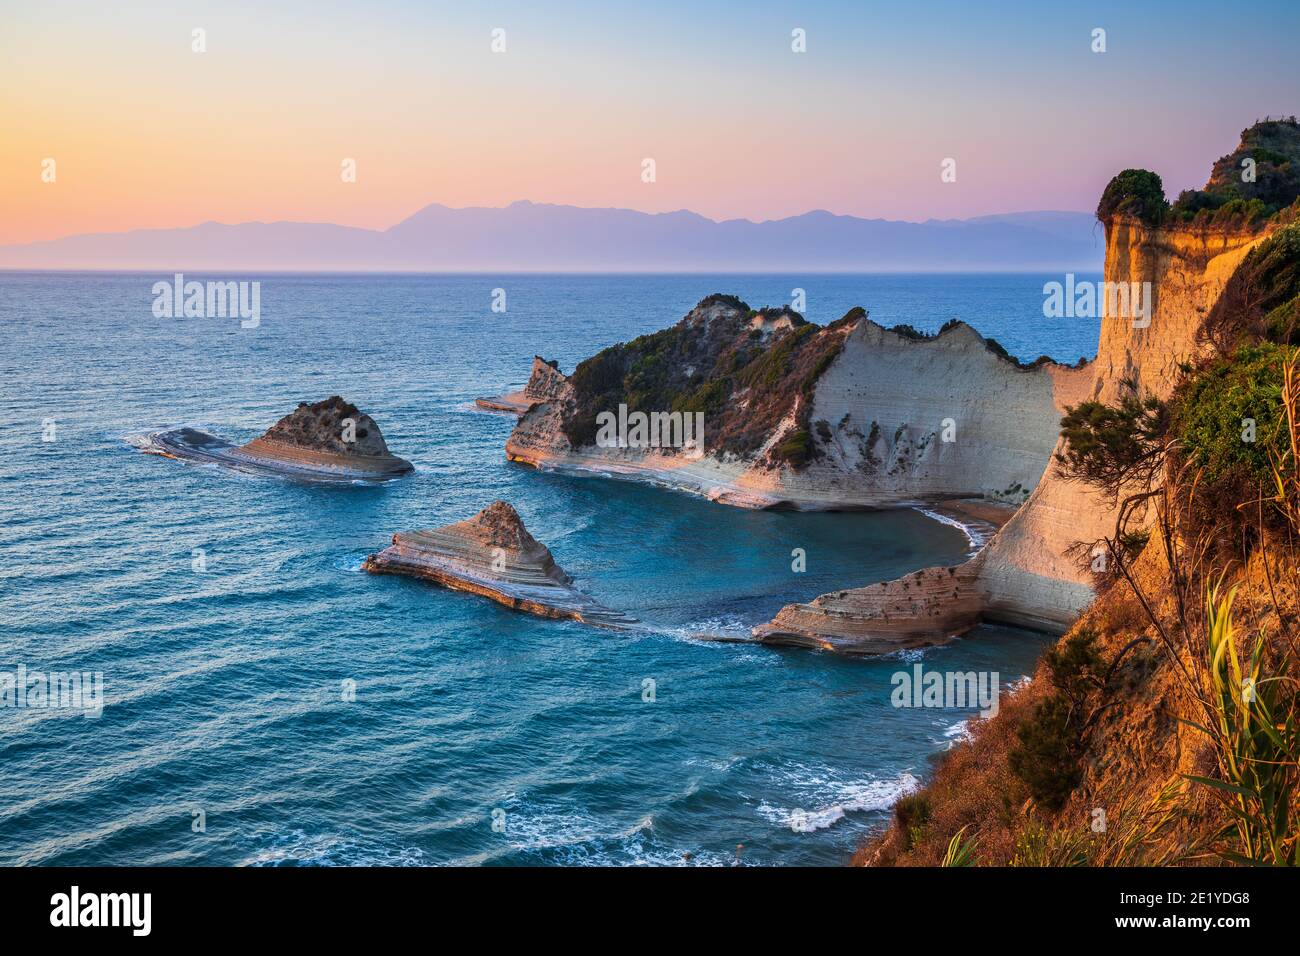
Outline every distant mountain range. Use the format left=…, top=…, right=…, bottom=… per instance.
left=0, top=202, right=1103, bottom=272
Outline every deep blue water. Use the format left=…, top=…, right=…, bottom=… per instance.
left=0, top=272, right=1099, bottom=865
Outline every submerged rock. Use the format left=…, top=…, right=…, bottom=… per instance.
left=363, top=500, right=635, bottom=628
left=138, top=396, right=413, bottom=482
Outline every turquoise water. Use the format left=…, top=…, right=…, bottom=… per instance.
left=0, top=273, right=1099, bottom=865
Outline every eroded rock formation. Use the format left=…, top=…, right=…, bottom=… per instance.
left=753, top=563, right=986, bottom=654
left=475, top=356, right=569, bottom=415
left=756, top=211, right=1282, bottom=651
left=137, top=396, right=413, bottom=482
left=363, top=500, right=634, bottom=627
left=505, top=296, right=1079, bottom=510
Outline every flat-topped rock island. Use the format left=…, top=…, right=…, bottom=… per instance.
left=364, top=500, right=635, bottom=628
left=137, top=396, right=414, bottom=483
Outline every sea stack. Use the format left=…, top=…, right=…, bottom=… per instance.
left=475, top=356, right=569, bottom=415
left=139, top=396, right=414, bottom=482
left=363, top=500, right=634, bottom=628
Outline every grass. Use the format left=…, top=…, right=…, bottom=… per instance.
left=940, top=826, right=978, bottom=867
left=1184, top=583, right=1300, bottom=864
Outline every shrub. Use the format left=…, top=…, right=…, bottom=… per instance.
left=1044, top=629, right=1104, bottom=701
left=1056, top=391, right=1170, bottom=497
left=894, top=793, right=931, bottom=850
left=1009, top=696, right=1080, bottom=812
left=1175, top=342, right=1292, bottom=491
left=1008, top=630, right=1102, bottom=812
left=775, top=429, right=814, bottom=468
left=1097, top=169, right=1169, bottom=225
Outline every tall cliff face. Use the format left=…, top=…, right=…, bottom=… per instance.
left=522, top=356, right=568, bottom=404
left=860, top=123, right=1300, bottom=862
left=506, top=297, right=1075, bottom=511
left=977, top=218, right=1274, bottom=631
left=1093, top=218, right=1271, bottom=401
left=759, top=216, right=1283, bottom=647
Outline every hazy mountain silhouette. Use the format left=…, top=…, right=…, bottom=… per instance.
left=0, top=201, right=1102, bottom=272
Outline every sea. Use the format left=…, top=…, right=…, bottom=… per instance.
left=0, top=272, right=1101, bottom=865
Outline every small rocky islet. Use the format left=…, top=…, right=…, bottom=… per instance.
left=139, top=396, right=414, bottom=483
left=363, top=500, right=635, bottom=628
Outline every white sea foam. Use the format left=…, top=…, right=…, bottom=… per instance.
left=243, top=829, right=427, bottom=867
left=943, top=718, right=974, bottom=747
left=756, top=764, right=920, bottom=833
left=882, top=646, right=928, bottom=663
left=914, top=507, right=988, bottom=554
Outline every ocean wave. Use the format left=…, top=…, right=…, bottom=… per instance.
left=474, top=803, right=738, bottom=866
left=913, top=507, right=988, bottom=554
left=242, top=830, right=428, bottom=867
left=943, top=718, right=974, bottom=747
left=756, top=763, right=919, bottom=833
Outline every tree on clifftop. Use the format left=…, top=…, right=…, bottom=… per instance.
left=1096, top=169, right=1169, bottom=225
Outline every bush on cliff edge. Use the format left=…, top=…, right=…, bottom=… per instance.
left=1174, top=342, right=1294, bottom=512
left=1097, top=169, right=1169, bottom=225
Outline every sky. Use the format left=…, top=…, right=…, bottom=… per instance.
left=3, top=0, right=1299, bottom=245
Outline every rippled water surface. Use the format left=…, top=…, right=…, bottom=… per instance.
left=0, top=272, right=1099, bottom=865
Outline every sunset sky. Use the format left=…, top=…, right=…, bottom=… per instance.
left=3, top=0, right=1299, bottom=245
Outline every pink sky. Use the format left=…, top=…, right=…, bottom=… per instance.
left=3, top=0, right=1298, bottom=245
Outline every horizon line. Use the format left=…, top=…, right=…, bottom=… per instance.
left=0, top=266, right=1106, bottom=276
left=1, top=200, right=1098, bottom=250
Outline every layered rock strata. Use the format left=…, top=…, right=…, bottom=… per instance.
left=475, top=356, right=569, bottom=415
left=505, top=296, right=1079, bottom=510
left=756, top=217, right=1280, bottom=651
left=754, top=563, right=987, bottom=654
left=139, top=396, right=413, bottom=482
left=363, top=500, right=634, bottom=628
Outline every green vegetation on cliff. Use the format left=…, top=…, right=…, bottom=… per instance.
left=561, top=294, right=856, bottom=469
left=866, top=133, right=1300, bottom=866
left=1176, top=342, right=1293, bottom=492
left=1099, top=120, right=1300, bottom=231
left=1007, top=630, right=1104, bottom=812
left=1204, top=222, right=1300, bottom=350
left=1097, top=169, right=1169, bottom=225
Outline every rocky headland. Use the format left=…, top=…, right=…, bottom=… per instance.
left=859, top=118, right=1300, bottom=865
left=496, top=121, right=1300, bottom=659
left=363, top=500, right=634, bottom=627
left=498, top=296, right=1087, bottom=652
left=756, top=210, right=1280, bottom=651
left=139, top=396, right=414, bottom=482
left=505, top=296, right=1085, bottom=511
